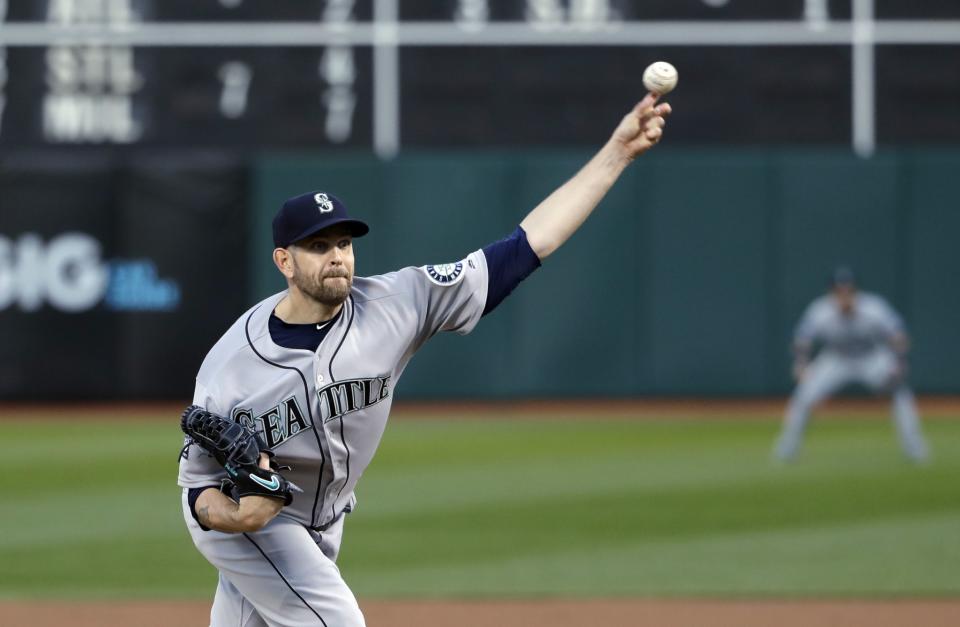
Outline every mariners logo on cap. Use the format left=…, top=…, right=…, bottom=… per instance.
left=314, top=193, right=334, bottom=214
left=424, top=262, right=465, bottom=286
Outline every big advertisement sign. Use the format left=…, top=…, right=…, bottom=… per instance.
left=0, top=154, right=247, bottom=399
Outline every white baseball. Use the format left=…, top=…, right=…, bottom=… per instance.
left=643, top=61, right=678, bottom=95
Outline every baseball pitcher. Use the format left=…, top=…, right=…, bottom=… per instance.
left=774, top=267, right=929, bottom=463
left=178, top=93, right=672, bottom=626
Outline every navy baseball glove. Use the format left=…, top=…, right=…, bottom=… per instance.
left=180, top=405, right=301, bottom=505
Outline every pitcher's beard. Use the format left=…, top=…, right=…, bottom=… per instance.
left=294, top=273, right=351, bottom=307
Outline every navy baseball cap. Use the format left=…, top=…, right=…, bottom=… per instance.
left=272, top=191, right=370, bottom=248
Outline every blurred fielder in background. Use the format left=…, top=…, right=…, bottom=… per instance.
left=774, top=267, right=929, bottom=463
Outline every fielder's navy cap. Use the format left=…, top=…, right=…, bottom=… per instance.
left=272, top=191, right=370, bottom=248
left=832, top=265, right=856, bottom=287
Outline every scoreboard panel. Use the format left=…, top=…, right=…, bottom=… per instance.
left=0, top=0, right=957, bottom=150
left=0, top=45, right=374, bottom=147
left=399, top=44, right=852, bottom=147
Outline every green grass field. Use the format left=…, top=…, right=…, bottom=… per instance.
left=1, top=409, right=959, bottom=600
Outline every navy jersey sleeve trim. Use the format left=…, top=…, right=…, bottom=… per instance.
left=481, top=225, right=542, bottom=316
left=187, top=485, right=221, bottom=531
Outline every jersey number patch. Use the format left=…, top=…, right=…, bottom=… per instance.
left=424, top=262, right=465, bottom=286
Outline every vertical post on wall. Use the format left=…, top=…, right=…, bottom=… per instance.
left=852, top=0, right=876, bottom=158
left=373, top=0, right=400, bottom=159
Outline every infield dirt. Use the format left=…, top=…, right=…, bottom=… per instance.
left=4, top=599, right=960, bottom=627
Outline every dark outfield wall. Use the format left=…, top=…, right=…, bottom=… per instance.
left=253, top=149, right=960, bottom=398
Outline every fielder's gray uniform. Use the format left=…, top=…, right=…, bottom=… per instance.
left=178, top=252, right=488, bottom=626
left=774, top=291, right=929, bottom=462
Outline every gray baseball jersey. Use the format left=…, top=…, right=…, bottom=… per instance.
left=794, top=291, right=903, bottom=356
left=775, top=290, right=928, bottom=462
left=178, top=250, right=489, bottom=529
